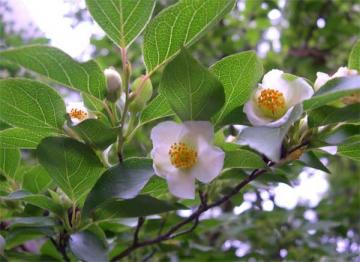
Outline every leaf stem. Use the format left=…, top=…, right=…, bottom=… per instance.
left=117, top=47, right=131, bottom=162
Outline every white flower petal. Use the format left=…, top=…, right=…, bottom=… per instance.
left=314, top=72, right=330, bottom=91
left=151, top=146, right=176, bottom=178
left=262, top=69, right=284, bottom=87
left=178, top=121, right=214, bottom=145
left=332, top=67, right=358, bottom=78
left=166, top=170, right=195, bottom=199
left=191, top=140, right=225, bottom=183
left=285, top=77, right=314, bottom=107
left=150, top=121, right=183, bottom=148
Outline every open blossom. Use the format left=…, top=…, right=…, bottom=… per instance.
left=66, top=102, right=94, bottom=125
left=314, top=66, right=358, bottom=91
left=244, top=69, right=313, bottom=127
left=150, top=121, right=225, bottom=199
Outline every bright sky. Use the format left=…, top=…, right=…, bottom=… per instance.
left=5, top=0, right=104, bottom=59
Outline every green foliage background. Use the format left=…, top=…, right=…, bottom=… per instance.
left=0, top=0, right=359, bottom=261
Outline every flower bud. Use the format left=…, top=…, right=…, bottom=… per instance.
left=129, top=75, right=153, bottom=112
left=104, top=67, right=122, bottom=102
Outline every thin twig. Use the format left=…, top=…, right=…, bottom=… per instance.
left=110, top=168, right=267, bottom=261
left=49, top=237, right=70, bottom=262
left=133, top=217, right=145, bottom=245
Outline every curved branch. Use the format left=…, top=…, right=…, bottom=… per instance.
left=110, top=167, right=267, bottom=261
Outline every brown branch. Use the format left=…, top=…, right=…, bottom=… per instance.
left=49, top=236, right=70, bottom=262
left=110, top=167, right=267, bottom=261
left=133, top=217, right=145, bottom=245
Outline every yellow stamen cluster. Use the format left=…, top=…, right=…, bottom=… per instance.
left=69, top=108, right=88, bottom=121
left=169, top=142, right=197, bottom=169
left=257, top=88, right=286, bottom=118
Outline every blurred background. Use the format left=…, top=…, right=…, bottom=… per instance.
left=1, top=0, right=359, bottom=261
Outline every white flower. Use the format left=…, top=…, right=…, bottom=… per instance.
left=66, top=102, right=94, bottom=125
left=314, top=66, right=358, bottom=91
left=244, top=69, right=313, bottom=127
left=150, top=121, right=225, bottom=199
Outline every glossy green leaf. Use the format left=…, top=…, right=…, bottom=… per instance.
left=337, top=137, right=360, bottom=161
left=215, top=106, right=250, bottom=128
left=0, top=128, right=55, bottom=149
left=239, top=105, right=303, bottom=161
left=22, top=165, right=53, bottom=194
left=37, top=137, right=104, bottom=204
left=9, top=217, right=56, bottom=229
left=1, top=190, right=63, bottom=216
left=0, top=46, right=106, bottom=99
left=304, top=76, right=360, bottom=110
left=348, top=40, right=360, bottom=70
left=308, top=104, right=360, bottom=128
left=0, top=79, right=66, bottom=133
left=258, top=171, right=292, bottom=186
left=70, top=231, right=108, bottom=262
left=210, top=51, right=263, bottom=124
left=72, top=119, right=118, bottom=150
left=0, top=148, right=20, bottom=178
left=143, top=0, right=235, bottom=74
left=86, top=0, right=156, bottom=48
left=5, top=227, right=54, bottom=249
left=140, top=94, right=174, bottom=126
left=298, top=151, right=330, bottom=173
left=224, top=149, right=265, bottom=169
left=141, top=176, right=168, bottom=198
left=160, top=49, right=225, bottom=121
left=94, top=195, right=186, bottom=220
left=83, top=158, right=153, bottom=215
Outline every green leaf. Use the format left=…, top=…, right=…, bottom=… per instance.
left=71, top=119, right=118, bottom=150
left=0, top=79, right=66, bottom=133
left=348, top=40, right=360, bottom=70
left=9, top=217, right=56, bottom=229
left=22, top=165, right=53, bottom=194
left=83, top=158, right=153, bottom=216
left=143, top=0, right=235, bottom=74
left=258, top=171, right=292, bottom=186
left=140, top=94, right=174, bottom=126
left=337, top=137, right=360, bottom=161
left=1, top=190, right=63, bottom=216
left=5, top=227, right=54, bottom=249
left=224, top=149, right=265, bottom=169
left=0, top=128, right=55, bottom=149
left=141, top=176, right=168, bottom=198
left=0, top=235, right=4, bottom=256
left=308, top=104, right=360, bottom=128
left=298, top=151, right=330, bottom=173
left=214, top=106, right=250, bottom=127
left=37, top=137, right=104, bottom=204
left=239, top=104, right=303, bottom=161
left=0, top=46, right=106, bottom=99
left=70, top=231, right=108, bottom=262
left=304, top=76, right=360, bottom=110
left=160, top=49, right=225, bottom=121
left=0, top=148, right=20, bottom=178
left=94, top=195, right=186, bottom=220
left=86, top=0, right=156, bottom=48
left=210, top=51, right=263, bottom=124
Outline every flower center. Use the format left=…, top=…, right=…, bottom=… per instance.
left=257, top=88, right=286, bottom=119
left=168, top=142, right=197, bottom=169
left=69, top=108, right=88, bottom=121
